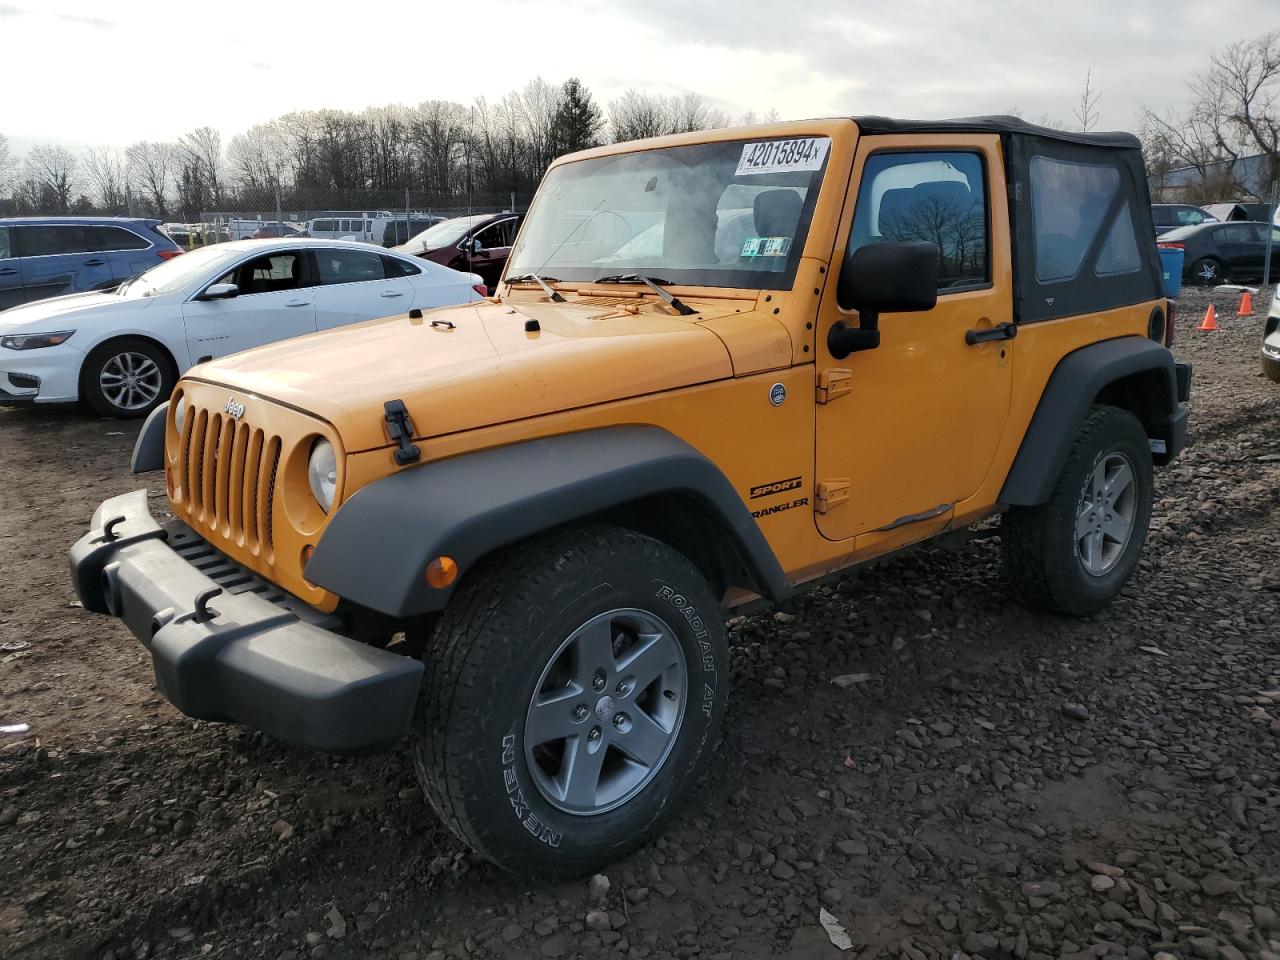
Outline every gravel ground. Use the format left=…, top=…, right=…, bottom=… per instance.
left=1, top=285, right=1278, bottom=960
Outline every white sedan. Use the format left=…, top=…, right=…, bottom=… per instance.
left=0, top=238, right=486, bottom=418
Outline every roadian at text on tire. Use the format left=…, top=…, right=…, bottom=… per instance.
left=70, top=115, right=1191, bottom=879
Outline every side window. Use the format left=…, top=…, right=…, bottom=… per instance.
left=313, top=219, right=333, bottom=233
left=1029, top=156, right=1121, bottom=282
left=87, top=226, right=149, bottom=251
left=216, top=253, right=303, bottom=294
left=849, top=151, right=989, bottom=290
left=17, top=225, right=89, bottom=257
left=1219, top=224, right=1254, bottom=243
left=382, top=255, right=420, bottom=278
left=1152, top=207, right=1173, bottom=227
left=475, top=223, right=502, bottom=249
left=314, top=248, right=386, bottom=285
left=1176, top=207, right=1206, bottom=226
left=1095, top=202, right=1141, bottom=276
left=0, top=227, right=10, bottom=259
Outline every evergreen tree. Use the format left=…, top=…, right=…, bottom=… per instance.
left=550, top=78, right=604, bottom=157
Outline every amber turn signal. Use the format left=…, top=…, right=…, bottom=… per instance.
left=425, top=556, right=458, bottom=589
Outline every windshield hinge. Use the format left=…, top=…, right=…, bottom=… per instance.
left=383, top=399, right=421, bottom=466
left=816, top=479, right=850, bottom=514
left=816, top=368, right=852, bottom=404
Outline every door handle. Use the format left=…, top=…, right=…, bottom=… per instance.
left=965, top=322, right=1017, bottom=345
left=380, top=290, right=404, bottom=298
left=285, top=300, right=309, bottom=307
left=0, top=268, right=17, bottom=276
left=83, top=259, right=106, bottom=267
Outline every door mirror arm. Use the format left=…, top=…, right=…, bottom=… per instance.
left=828, top=241, right=939, bottom=359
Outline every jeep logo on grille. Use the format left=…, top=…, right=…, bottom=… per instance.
left=224, top=397, right=245, bottom=420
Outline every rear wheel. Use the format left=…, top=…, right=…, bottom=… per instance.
left=410, top=524, right=727, bottom=879
left=1190, top=257, right=1223, bottom=285
left=81, top=337, right=174, bottom=419
left=1002, top=405, right=1153, bottom=616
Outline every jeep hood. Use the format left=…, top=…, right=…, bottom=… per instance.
left=186, top=299, right=743, bottom=452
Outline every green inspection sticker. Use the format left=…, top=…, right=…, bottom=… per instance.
left=742, top=237, right=791, bottom=258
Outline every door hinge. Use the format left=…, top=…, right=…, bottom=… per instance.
left=816, top=368, right=852, bottom=403
left=816, top=478, right=850, bottom=514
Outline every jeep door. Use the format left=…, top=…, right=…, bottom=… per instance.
left=814, top=135, right=1014, bottom=543
left=181, top=249, right=317, bottom=361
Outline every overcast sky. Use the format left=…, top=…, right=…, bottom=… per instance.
left=2, top=0, right=1274, bottom=153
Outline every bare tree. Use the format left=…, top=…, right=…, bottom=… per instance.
left=1073, top=68, right=1102, bottom=131
left=227, top=121, right=291, bottom=190
left=179, top=126, right=225, bottom=207
left=609, top=90, right=670, bottom=142
left=0, top=133, right=12, bottom=195
left=126, top=141, right=179, bottom=218
left=83, top=147, right=129, bottom=212
left=667, top=92, right=729, bottom=134
left=24, top=144, right=78, bottom=211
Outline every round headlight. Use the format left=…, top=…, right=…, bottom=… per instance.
left=172, top=393, right=186, bottom=428
left=308, top=439, right=337, bottom=513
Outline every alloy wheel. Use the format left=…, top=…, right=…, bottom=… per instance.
left=1074, top=451, right=1137, bottom=577
left=524, top=608, right=686, bottom=816
left=99, top=352, right=163, bottom=412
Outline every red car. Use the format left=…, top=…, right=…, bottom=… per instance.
left=393, top=212, right=522, bottom=291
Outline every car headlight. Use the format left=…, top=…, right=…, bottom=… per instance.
left=0, top=330, right=75, bottom=350
left=307, top=439, right=337, bottom=513
left=172, top=393, right=186, bottom=427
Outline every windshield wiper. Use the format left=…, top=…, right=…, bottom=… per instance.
left=506, top=273, right=564, bottom=302
left=594, top=274, right=695, bottom=316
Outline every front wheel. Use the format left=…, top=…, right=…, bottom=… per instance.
left=1263, top=354, right=1280, bottom=383
left=81, top=337, right=174, bottom=418
left=411, top=524, right=728, bottom=879
left=1189, top=257, right=1223, bottom=285
left=1002, top=405, right=1154, bottom=616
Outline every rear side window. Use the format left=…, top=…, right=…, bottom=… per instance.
left=382, top=255, right=420, bottom=278
left=1151, top=206, right=1174, bottom=226
left=17, top=225, right=89, bottom=257
left=1095, top=202, right=1141, bottom=276
left=87, top=226, right=149, bottom=251
left=1029, top=157, right=1121, bottom=282
left=1219, top=224, right=1256, bottom=243
left=312, top=219, right=333, bottom=232
left=848, top=151, right=989, bottom=290
left=315, top=248, right=386, bottom=285
left=1176, top=207, right=1208, bottom=226
left=0, top=227, right=10, bottom=259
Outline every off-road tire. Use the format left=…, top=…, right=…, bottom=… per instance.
left=410, top=523, right=728, bottom=879
left=1263, top=354, right=1280, bottom=383
left=1002, top=405, right=1153, bottom=616
left=1189, top=257, right=1223, bottom=286
left=81, top=337, right=175, bottom=419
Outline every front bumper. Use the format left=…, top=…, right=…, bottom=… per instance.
left=69, top=490, right=423, bottom=754
left=0, top=343, right=83, bottom=403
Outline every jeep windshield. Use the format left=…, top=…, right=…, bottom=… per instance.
left=506, top=135, right=831, bottom=290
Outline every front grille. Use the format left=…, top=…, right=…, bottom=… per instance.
left=177, top=405, right=282, bottom=561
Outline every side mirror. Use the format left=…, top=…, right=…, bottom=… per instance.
left=828, top=241, right=939, bottom=359
left=465, top=238, right=484, bottom=255
left=199, top=282, right=239, bottom=301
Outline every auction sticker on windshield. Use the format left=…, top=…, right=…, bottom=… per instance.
left=736, top=138, right=830, bottom=176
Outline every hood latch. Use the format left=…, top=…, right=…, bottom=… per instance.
left=383, top=400, right=421, bottom=466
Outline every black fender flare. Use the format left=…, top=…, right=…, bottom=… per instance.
left=1000, top=336, right=1181, bottom=506
left=305, top=425, right=792, bottom=617
left=131, top=401, right=169, bottom=473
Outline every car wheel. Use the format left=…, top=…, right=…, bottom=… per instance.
left=410, top=523, right=727, bottom=879
left=81, top=337, right=174, bottom=419
left=1263, top=354, right=1280, bottom=383
left=1002, top=405, right=1153, bottom=616
left=1189, top=257, right=1223, bottom=285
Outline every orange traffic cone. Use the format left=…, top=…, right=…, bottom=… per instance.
left=1238, top=291, right=1254, bottom=316
left=1197, top=304, right=1218, bottom=331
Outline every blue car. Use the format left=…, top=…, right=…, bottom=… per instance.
left=0, top=217, right=183, bottom=310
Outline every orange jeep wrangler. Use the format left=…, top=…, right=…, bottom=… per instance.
left=71, top=116, right=1190, bottom=878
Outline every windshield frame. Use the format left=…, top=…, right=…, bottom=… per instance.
left=505, top=135, right=832, bottom=292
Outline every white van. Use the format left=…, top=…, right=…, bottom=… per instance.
left=304, top=216, right=372, bottom=241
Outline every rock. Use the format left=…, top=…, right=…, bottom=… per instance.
left=1062, top=703, right=1090, bottom=721
left=585, top=911, right=612, bottom=932
left=324, top=908, right=346, bottom=941
left=834, top=839, right=868, bottom=856
left=1253, top=905, right=1278, bottom=931
left=501, top=924, right=522, bottom=942
left=1200, top=874, right=1241, bottom=897
left=964, top=931, right=1000, bottom=955
left=587, top=874, right=611, bottom=902
left=820, top=888, right=842, bottom=905
left=1090, top=875, right=1116, bottom=893
left=540, top=933, right=569, bottom=958
left=1188, top=936, right=1219, bottom=959
left=831, top=673, right=872, bottom=688
left=895, top=728, right=923, bottom=750
left=771, top=860, right=796, bottom=880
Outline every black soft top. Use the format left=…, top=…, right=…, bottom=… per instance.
left=852, top=115, right=1141, bottom=150
left=850, top=114, right=1161, bottom=323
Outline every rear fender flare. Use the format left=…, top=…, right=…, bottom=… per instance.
left=1001, top=336, right=1179, bottom=506
left=305, top=426, right=792, bottom=617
